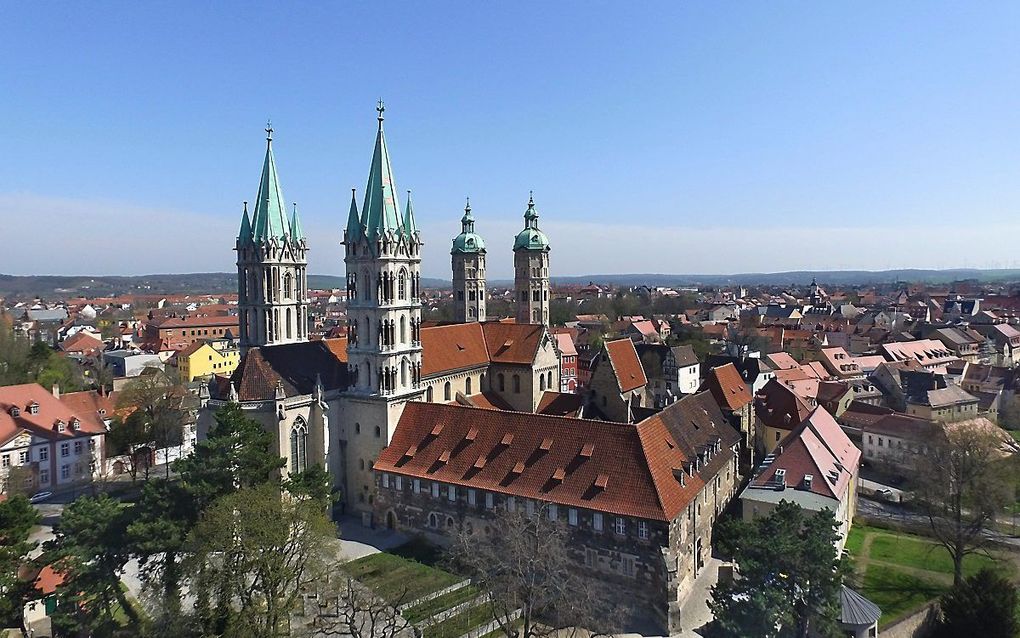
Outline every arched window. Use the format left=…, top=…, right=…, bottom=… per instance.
left=446, top=516, right=455, bottom=529
left=401, top=359, right=408, bottom=388
left=355, top=422, right=361, bottom=435
left=400, top=316, right=407, bottom=344
left=513, top=375, right=521, bottom=393
left=465, top=377, right=472, bottom=395
left=498, top=374, right=505, bottom=392
left=427, top=386, right=434, bottom=402
left=539, top=375, right=545, bottom=392
left=363, top=271, right=371, bottom=301
left=548, top=371, right=553, bottom=389
left=286, top=308, right=292, bottom=340
left=375, top=425, right=381, bottom=438
left=429, top=512, right=439, bottom=528
left=444, top=382, right=452, bottom=401
left=289, top=418, right=308, bottom=474
left=398, top=270, right=407, bottom=300
left=284, top=272, right=293, bottom=299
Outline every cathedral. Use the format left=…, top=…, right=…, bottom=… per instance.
left=199, top=105, right=563, bottom=521
left=199, top=106, right=743, bottom=632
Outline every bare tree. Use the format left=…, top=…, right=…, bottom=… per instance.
left=913, top=421, right=1018, bottom=585
left=306, top=574, right=412, bottom=638
left=446, top=506, right=623, bottom=638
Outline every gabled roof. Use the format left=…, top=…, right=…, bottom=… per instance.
left=702, top=363, right=753, bottom=411
left=481, top=322, right=546, bottom=365
left=553, top=333, right=577, bottom=357
left=59, top=331, right=103, bottom=354
left=605, top=338, right=647, bottom=393
left=421, top=323, right=489, bottom=377
left=536, top=391, right=584, bottom=417
left=219, top=341, right=348, bottom=401
left=754, top=378, right=813, bottom=431
left=749, top=407, right=860, bottom=501
left=764, top=352, right=800, bottom=370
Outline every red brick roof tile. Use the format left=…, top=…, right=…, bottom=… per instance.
left=605, top=338, right=647, bottom=393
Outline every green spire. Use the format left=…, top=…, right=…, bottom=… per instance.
left=513, top=191, right=550, bottom=251
left=238, top=201, right=252, bottom=244
left=345, top=188, right=362, bottom=242
left=403, top=190, right=418, bottom=237
left=289, top=202, right=305, bottom=241
left=251, top=122, right=292, bottom=242
left=452, top=197, right=485, bottom=254
left=361, top=101, right=402, bottom=241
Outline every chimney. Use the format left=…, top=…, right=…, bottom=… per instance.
left=52, top=384, right=60, bottom=399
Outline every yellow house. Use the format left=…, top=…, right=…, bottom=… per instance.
left=178, top=340, right=240, bottom=383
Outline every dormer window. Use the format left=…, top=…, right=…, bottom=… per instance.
left=28, top=402, right=39, bottom=415
left=55, top=420, right=66, bottom=433
left=71, top=418, right=81, bottom=431
left=9, top=407, right=20, bottom=418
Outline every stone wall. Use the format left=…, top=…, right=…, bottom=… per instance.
left=880, top=602, right=938, bottom=638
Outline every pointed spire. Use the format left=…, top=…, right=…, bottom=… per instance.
left=289, top=202, right=305, bottom=241
left=251, top=121, right=292, bottom=242
left=345, top=188, right=362, bottom=242
left=403, top=190, right=418, bottom=236
left=362, top=102, right=402, bottom=241
left=461, top=197, right=474, bottom=233
left=238, top=201, right=252, bottom=244
left=524, top=191, right=540, bottom=228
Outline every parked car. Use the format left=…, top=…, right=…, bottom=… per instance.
left=29, top=491, right=53, bottom=504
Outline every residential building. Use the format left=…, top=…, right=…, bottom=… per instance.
left=879, top=339, right=960, bottom=372
left=636, top=343, right=699, bottom=408
left=740, top=407, right=860, bottom=551
left=753, top=378, right=812, bottom=454
left=553, top=332, right=578, bottom=393
left=702, top=363, right=755, bottom=463
left=587, top=338, right=648, bottom=422
left=860, top=411, right=939, bottom=472
left=101, top=350, right=163, bottom=378
left=901, top=370, right=979, bottom=421
left=177, top=339, right=241, bottom=383
left=0, top=384, right=106, bottom=494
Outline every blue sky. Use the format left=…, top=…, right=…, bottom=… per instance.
left=4, top=2, right=1020, bottom=279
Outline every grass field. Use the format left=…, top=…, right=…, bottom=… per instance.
left=422, top=602, right=496, bottom=638
left=343, top=552, right=462, bottom=605
left=846, top=523, right=1013, bottom=626
left=403, top=585, right=480, bottom=624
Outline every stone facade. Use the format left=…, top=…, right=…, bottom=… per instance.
left=513, top=196, right=551, bottom=326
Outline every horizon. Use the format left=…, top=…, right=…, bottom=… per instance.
left=5, top=2, right=1020, bottom=278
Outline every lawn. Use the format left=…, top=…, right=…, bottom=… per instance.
left=344, top=552, right=462, bottom=605
left=403, top=585, right=480, bottom=624
left=422, top=602, right=495, bottom=638
left=848, top=522, right=1014, bottom=626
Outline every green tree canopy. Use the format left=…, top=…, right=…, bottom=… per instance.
left=936, top=567, right=1018, bottom=638
left=0, top=495, right=41, bottom=625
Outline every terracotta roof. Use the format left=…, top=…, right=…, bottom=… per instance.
left=553, top=333, right=577, bottom=357
left=751, top=407, right=861, bottom=500
left=33, top=564, right=65, bottom=596
left=536, top=391, right=584, bottom=417
left=322, top=337, right=349, bottom=363
left=865, top=412, right=938, bottom=440
left=421, top=323, right=489, bottom=377
left=765, top=352, right=800, bottom=370
left=754, top=378, right=813, bottom=431
left=0, top=384, right=107, bottom=446
left=177, top=340, right=210, bottom=358
left=376, top=400, right=736, bottom=522
left=151, top=315, right=239, bottom=329
left=59, top=332, right=103, bottom=354
left=481, top=322, right=546, bottom=365
left=59, top=390, right=127, bottom=421
left=605, top=338, right=647, bottom=393
left=703, top=363, right=753, bottom=411
left=454, top=391, right=516, bottom=412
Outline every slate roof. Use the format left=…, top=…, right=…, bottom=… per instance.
left=375, top=398, right=737, bottom=522
left=218, top=341, right=348, bottom=401
left=840, top=586, right=881, bottom=626
left=864, top=412, right=938, bottom=440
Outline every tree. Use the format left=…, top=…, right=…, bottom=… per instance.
left=174, top=402, right=285, bottom=510
left=307, top=574, right=411, bottom=638
left=707, top=502, right=847, bottom=638
left=186, top=483, right=337, bottom=638
left=107, top=410, right=153, bottom=481
left=446, top=506, right=621, bottom=638
left=46, top=494, right=138, bottom=634
left=912, top=422, right=1017, bottom=585
left=0, top=494, right=40, bottom=626
left=116, top=369, right=187, bottom=479
left=936, top=567, right=1018, bottom=638
left=284, top=463, right=336, bottom=508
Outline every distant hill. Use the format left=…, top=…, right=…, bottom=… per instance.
left=1, top=268, right=1018, bottom=300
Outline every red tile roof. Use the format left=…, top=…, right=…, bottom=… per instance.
left=59, top=332, right=104, bottom=354
left=754, top=378, right=813, bottom=431
left=375, top=400, right=737, bottom=522
left=0, top=384, right=107, bottom=446
left=536, top=391, right=584, bottom=417
left=703, top=363, right=753, bottom=411
left=481, top=322, right=546, bottom=365
left=421, top=323, right=489, bottom=377
left=605, top=338, right=647, bottom=393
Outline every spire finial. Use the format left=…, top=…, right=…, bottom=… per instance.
left=292, top=202, right=297, bottom=214
left=529, top=190, right=534, bottom=205
left=265, top=120, right=273, bottom=143
left=243, top=201, right=248, bottom=213
left=465, top=196, right=471, bottom=211
left=376, top=99, right=385, bottom=124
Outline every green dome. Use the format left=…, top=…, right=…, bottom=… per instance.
left=513, top=193, right=549, bottom=251
left=452, top=231, right=486, bottom=253
left=452, top=199, right=486, bottom=254
left=513, top=228, right=549, bottom=251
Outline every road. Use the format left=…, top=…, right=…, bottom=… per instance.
left=857, top=496, right=1020, bottom=549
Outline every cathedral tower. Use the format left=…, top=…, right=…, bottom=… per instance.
left=451, top=199, right=486, bottom=323
left=236, top=124, right=309, bottom=352
left=343, top=103, right=424, bottom=401
left=513, top=194, right=551, bottom=325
